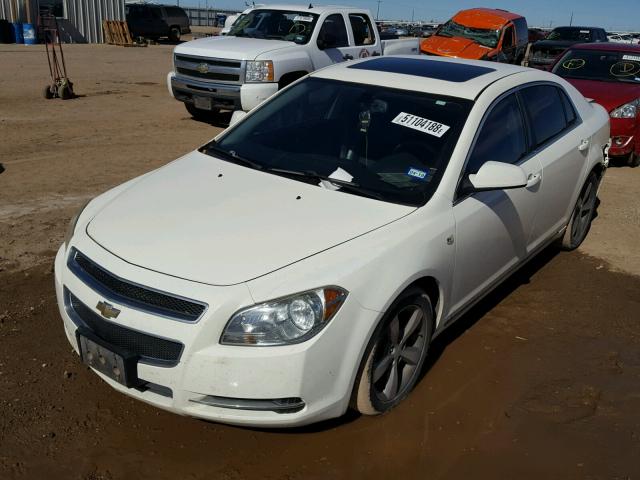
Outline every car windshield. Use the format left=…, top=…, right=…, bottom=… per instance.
left=228, top=9, right=319, bottom=43
left=205, top=78, right=472, bottom=207
left=438, top=20, right=500, bottom=48
left=553, top=49, right=640, bottom=84
left=547, top=27, right=592, bottom=41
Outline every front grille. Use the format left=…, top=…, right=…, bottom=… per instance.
left=68, top=248, right=206, bottom=322
left=67, top=290, right=183, bottom=365
left=176, top=67, right=240, bottom=82
left=175, top=55, right=241, bottom=68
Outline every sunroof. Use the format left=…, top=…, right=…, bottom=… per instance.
left=348, top=57, right=496, bottom=82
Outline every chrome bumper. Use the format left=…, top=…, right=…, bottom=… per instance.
left=170, top=74, right=242, bottom=110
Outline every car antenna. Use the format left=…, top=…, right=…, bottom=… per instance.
left=308, top=3, right=313, bottom=9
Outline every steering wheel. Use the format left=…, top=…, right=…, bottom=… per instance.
left=391, top=141, right=438, bottom=165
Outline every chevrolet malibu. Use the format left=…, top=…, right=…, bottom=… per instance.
left=55, top=56, right=609, bottom=427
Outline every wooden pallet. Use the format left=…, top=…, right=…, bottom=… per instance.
left=102, top=20, right=138, bottom=46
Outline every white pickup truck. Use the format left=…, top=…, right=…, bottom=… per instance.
left=167, top=5, right=420, bottom=118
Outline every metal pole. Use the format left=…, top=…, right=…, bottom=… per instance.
left=376, top=0, right=382, bottom=21
left=569, top=12, right=573, bottom=26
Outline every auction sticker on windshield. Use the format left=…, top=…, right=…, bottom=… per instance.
left=623, top=55, right=640, bottom=62
left=294, top=15, right=314, bottom=22
left=391, top=112, right=450, bottom=138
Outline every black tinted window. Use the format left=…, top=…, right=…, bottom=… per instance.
left=166, top=7, right=186, bottom=18
left=559, top=88, right=577, bottom=125
left=520, top=85, right=567, bottom=146
left=466, top=94, right=527, bottom=174
left=318, top=14, right=349, bottom=48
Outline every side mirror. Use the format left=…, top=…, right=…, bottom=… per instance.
left=317, top=33, right=336, bottom=50
left=229, top=110, right=247, bottom=127
left=468, top=161, right=528, bottom=192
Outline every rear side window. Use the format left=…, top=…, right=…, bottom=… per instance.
left=520, top=85, right=566, bottom=147
left=349, top=13, right=375, bottom=45
left=166, top=7, right=186, bottom=18
left=318, top=14, right=349, bottom=48
left=466, top=94, right=527, bottom=174
left=559, top=89, right=577, bottom=125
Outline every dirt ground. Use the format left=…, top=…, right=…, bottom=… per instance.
left=1, top=44, right=640, bottom=480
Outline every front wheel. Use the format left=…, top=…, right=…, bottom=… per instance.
left=169, top=27, right=181, bottom=42
left=560, top=173, right=599, bottom=250
left=628, top=152, right=640, bottom=168
left=353, top=287, right=433, bottom=415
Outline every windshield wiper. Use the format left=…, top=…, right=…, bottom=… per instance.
left=203, top=144, right=264, bottom=170
left=268, top=168, right=385, bottom=201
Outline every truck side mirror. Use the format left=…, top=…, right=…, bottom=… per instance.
left=317, top=33, right=337, bottom=50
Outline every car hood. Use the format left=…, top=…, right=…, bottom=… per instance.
left=173, top=35, right=295, bottom=60
left=420, top=35, right=491, bottom=59
left=565, top=78, right=640, bottom=112
left=86, top=151, right=414, bottom=286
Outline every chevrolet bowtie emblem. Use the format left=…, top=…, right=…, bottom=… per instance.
left=96, top=301, right=121, bottom=319
left=196, top=62, right=209, bottom=74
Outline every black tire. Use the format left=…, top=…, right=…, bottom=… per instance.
left=185, top=102, right=219, bottom=121
left=59, top=85, right=73, bottom=100
left=169, top=26, right=181, bottom=42
left=353, top=286, right=434, bottom=415
left=628, top=152, right=640, bottom=168
left=560, top=173, right=599, bottom=250
left=43, top=85, right=54, bottom=99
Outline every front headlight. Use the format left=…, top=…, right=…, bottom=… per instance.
left=221, top=287, right=348, bottom=346
left=64, top=199, right=91, bottom=248
left=610, top=98, right=640, bottom=118
left=245, top=60, right=274, bottom=83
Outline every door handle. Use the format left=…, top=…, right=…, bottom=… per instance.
left=343, top=54, right=354, bottom=60
left=527, top=172, right=542, bottom=187
left=578, top=138, right=590, bottom=151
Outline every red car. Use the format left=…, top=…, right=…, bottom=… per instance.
left=552, top=43, right=640, bottom=167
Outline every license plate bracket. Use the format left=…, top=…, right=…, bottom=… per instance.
left=77, top=328, right=139, bottom=388
left=193, top=96, right=212, bottom=111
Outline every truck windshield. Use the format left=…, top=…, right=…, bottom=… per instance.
left=547, top=28, right=592, bottom=42
left=553, top=49, right=640, bottom=84
left=206, top=78, right=472, bottom=207
left=438, top=20, right=500, bottom=48
left=228, top=9, right=319, bottom=43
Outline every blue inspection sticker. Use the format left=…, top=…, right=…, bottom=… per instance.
left=407, top=168, right=429, bottom=181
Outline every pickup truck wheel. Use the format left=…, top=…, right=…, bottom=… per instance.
left=353, top=287, right=433, bottom=415
left=560, top=173, right=599, bottom=250
left=185, top=103, right=219, bottom=121
left=169, top=27, right=181, bottom=42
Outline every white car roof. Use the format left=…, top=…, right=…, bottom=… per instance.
left=312, top=56, right=551, bottom=100
left=249, top=4, right=368, bottom=14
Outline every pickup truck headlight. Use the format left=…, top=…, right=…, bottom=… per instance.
left=221, top=287, right=348, bottom=346
left=245, top=60, right=274, bottom=83
left=610, top=98, right=640, bottom=119
left=64, top=199, right=91, bottom=248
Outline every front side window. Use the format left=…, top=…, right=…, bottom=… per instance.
left=502, top=26, right=514, bottom=49
left=207, top=78, right=472, bottom=206
left=553, top=48, right=640, bottom=85
left=317, top=14, right=349, bottom=48
left=520, top=85, right=568, bottom=146
left=349, top=14, right=375, bottom=46
left=229, top=9, right=319, bottom=43
left=438, top=20, right=500, bottom=48
left=465, top=94, right=527, bottom=176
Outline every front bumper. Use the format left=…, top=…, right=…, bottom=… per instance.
left=54, top=242, right=375, bottom=427
left=167, top=71, right=278, bottom=112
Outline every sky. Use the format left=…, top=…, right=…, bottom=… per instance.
left=174, top=0, right=640, bottom=31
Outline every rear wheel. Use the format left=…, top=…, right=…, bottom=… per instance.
left=43, top=85, right=54, bottom=99
left=353, top=287, right=433, bottom=415
left=169, top=26, right=181, bottom=42
left=185, top=103, right=220, bottom=121
left=560, top=173, right=599, bottom=250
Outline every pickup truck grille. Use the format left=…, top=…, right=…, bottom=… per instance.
left=174, top=54, right=244, bottom=84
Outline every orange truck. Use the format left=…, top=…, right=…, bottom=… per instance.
left=420, top=8, right=528, bottom=64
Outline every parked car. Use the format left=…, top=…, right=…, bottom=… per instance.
left=420, top=8, right=528, bottom=64
left=607, top=33, right=639, bottom=44
left=57, top=56, right=609, bottom=427
left=126, top=3, right=190, bottom=42
left=552, top=43, right=640, bottom=166
left=528, top=27, right=547, bottom=43
left=168, top=5, right=421, bottom=119
left=528, top=26, right=608, bottom=70
left=420, top=24, right=437, bottom=38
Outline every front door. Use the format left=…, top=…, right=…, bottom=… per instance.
left=310, top=14, right=354, bottom=69
left=450, top=92, right=542, bottom=316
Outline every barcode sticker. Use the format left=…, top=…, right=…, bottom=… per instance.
left=623, top=54, right=640, bottom=62
left=391, top=112, right=450, bottom=138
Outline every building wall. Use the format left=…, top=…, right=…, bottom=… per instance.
left=0, top=0, right=39, bottom=23
left=63, top=0, right=125, bottom=43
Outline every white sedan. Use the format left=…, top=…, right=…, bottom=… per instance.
left=55, top=56, right=609, bottom=427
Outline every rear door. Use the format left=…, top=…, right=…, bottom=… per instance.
left=519, top=84, right=587, bottom=247
left=450, top=92, right=542, bottom=316
left=347, top=13, right=382, bottom=58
